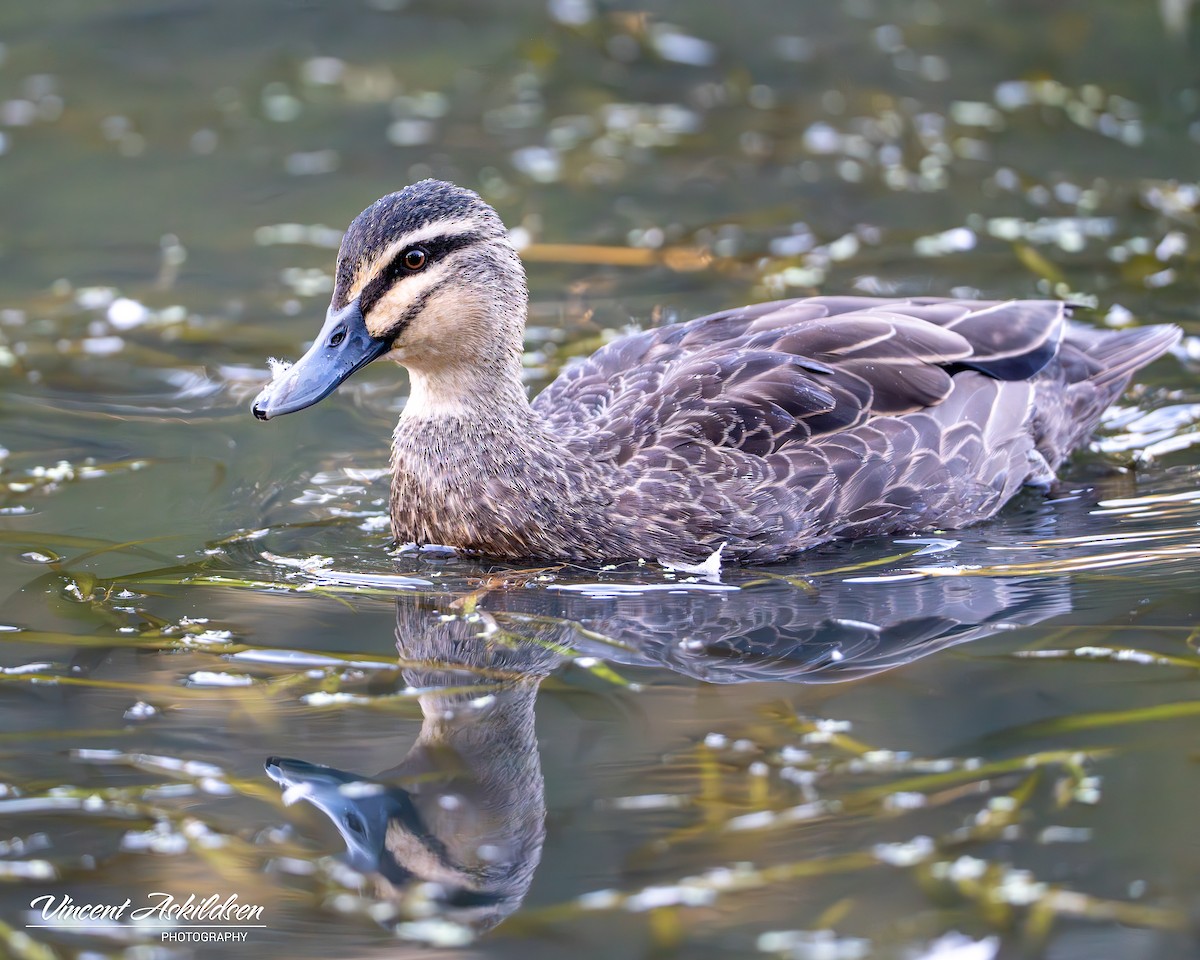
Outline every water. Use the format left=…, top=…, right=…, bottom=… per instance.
left=1, top=1, right=1199, bottom=957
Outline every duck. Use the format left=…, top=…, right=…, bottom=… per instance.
left=251, top=179, right=1180, bottom=564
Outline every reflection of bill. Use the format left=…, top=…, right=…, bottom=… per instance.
left=267, top=571, right=1071, bottom=933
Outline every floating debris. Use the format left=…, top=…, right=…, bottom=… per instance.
left=659, top=542, right=724, bottom=577
left=184, top=671, right=256, bottom=688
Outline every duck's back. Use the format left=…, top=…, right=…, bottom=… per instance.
left=534, top=297, right=1178, bottom=562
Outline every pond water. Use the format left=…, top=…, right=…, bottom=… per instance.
left=1, top=2, right=1199, bottom=958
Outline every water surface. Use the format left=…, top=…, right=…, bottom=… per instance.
left=1, top=2, right=1199, bottom=958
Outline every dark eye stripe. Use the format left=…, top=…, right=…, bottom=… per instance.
left=380, top=278, right=446, bottom=340
left=359, top=231, right=481, bottom=315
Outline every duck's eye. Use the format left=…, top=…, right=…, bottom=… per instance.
left=402, top=247, right=427, bottom=271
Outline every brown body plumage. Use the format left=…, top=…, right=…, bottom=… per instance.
left=252, top=180, right=1180, bottom=563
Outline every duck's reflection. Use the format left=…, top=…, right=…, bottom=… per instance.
left=267, top=603, right=560, bottom=931
left=576, top=568, right=1069, bottom=683
left=266, top=571, right=1070, bottom=932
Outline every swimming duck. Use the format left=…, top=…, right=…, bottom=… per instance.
left=252, top=179, right=1180, bottom=563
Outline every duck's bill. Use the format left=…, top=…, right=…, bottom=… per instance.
left=252, top=300, right=389, bottom=420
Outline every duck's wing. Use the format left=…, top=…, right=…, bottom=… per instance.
left=534, top=296, right=1065, bottom=461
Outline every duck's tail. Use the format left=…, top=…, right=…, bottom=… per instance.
left=1036, top=320, right=1180, bottom=468
left=1069, top=322, right=1181, bottom=393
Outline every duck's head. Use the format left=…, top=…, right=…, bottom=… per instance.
left=252, top=180, right=525, bottom=420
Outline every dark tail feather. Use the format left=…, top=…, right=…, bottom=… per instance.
left=1072, top=323, right=1181, bottom=394
left=1037, top=322, right=1180, bottom=467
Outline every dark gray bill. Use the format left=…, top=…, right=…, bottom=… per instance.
left=252, top=299, right=389, bottom=420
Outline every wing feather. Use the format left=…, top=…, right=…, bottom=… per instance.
left=525, top=294, right=1162, bottom=558
left=535, top=296, right=1059, bottom=457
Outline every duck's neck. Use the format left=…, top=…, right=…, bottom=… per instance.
left=401, top=353, right=534, bottom=425
left=389, top=352, right=602, bottom=555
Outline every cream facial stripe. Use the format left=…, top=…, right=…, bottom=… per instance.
left=356, top=234, right=485, bottom=324
left=363, top=264, right=452, bottom=339
left=346, top=217, right=481, bottom=302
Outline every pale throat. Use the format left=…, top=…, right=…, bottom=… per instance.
left=383, top=283, right=531, bottom=422
left=397, top=353, right=532, bottom=423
